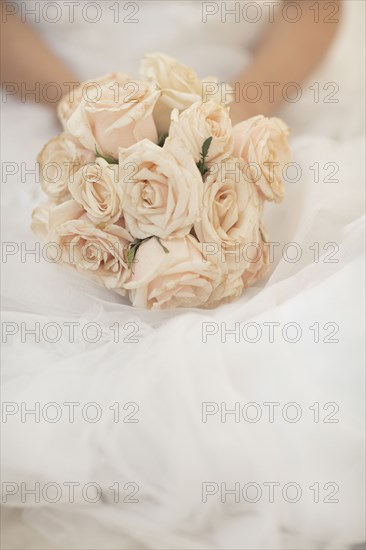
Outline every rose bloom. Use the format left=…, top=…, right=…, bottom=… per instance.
left=119, top=138, right=203, bottom=239
left=58, top=83, right=84, bottom=127
left=140, top=53, right=222, bottom=135
left=37, top=133, right=95, bottom=203
left=61, top=73, right=160, bottom=160
left=31, top=202, right=58, bottom=241
left=206, top=268, right=245, bottom=308
left=41, top=200, right=133, bottom=294
left=204, top=223, right=269, bottom=306
left=32, top=199, right=83, bottom=241
left=232, top=115, right=290, bottom=203
left=125, top=235, right=226, bottom=310
left=69, top=158, right=123, bottom=225
left=194, top=157, right=262, bottom=259
left=168, top=101, right=233, bottom=164
left=242, top=226, right=270, bottom=288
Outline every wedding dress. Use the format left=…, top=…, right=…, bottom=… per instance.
left=1, top=1, right=365, bottom=549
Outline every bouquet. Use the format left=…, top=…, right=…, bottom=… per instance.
left=32, top=53, right=291, bottom=310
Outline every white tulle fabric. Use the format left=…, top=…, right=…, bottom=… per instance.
left=1, top=1, right=365, bottom=549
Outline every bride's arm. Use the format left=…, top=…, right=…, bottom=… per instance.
left=0, top=3, right=78, bottom=108
left=229, top=0, right=343, bottom=124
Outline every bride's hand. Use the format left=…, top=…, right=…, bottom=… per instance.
left=1, top=7, right=79, bottom=108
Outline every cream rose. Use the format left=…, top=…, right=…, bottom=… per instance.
left=69, top=158, right=123, bottom=225
left=194, top=158, right=262, bottom=264
left=58, top=83, right=84, bottom=128
left=37, top=134, right=95, bottom=203
left=232, top=115, right=290, bottom=203
left=242, top=226, right=270, bottom=287
left=32, top=199, right=84, bottom=241
left=140, top=53, right=223, bottom=135
left=125, top=235, right=226, bottom=309
left=31, top=203, right=54, bottom=241
left=41, top=200, right=132, bottom=293
left=63, top=73, right=160, bottom=160
left=206, top=268, right=244, bottom=308
left=168, top=101, right=233, bottom=164
left=119, top=139, right=203, bottom=239
left=205, top=224, right=272, bottom=304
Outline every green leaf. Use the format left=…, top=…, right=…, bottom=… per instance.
left=95, top=147, right=118, bottom=165
left=126, top=235, right=170, bottom=268
left=157, top=133, right=168, bottom=147
left=126, top=238, right=143, bottom=267
left=155, top=237, right=170, bottom=254
left=197, top=136, right=213, bottom=177
left=126, top=247, right=137, bottom=268
left=201, top=136, right=213, bottom=161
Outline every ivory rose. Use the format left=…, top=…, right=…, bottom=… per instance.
left=194, top=158, right=262, bottom=259
left=242, top=226, right=270, bottom=287
left=125, top=235, right=226, bottom=309
left=62, top=73, right=160, bottom=160
left=44, top=200, right=132, bottom=293
left=69, top=158, right=123, bottom=225
left=206, top=268, right=244, bottom=308
left=168, top=101, right=233, bottom=163
left=203, top=222, right=269, bottom=306
left=58, top=83, right=84, bottom=128
left=119, top=139, right=203, bottom=239
left=140, top=53, right=223, bottom=134
left=232, top=115, right=290, bottom=203
left=32, top=199, right=83, bottom=241
left=31, top=203, right=55, bottom=241
left=37, top=134, right=95, bottom=203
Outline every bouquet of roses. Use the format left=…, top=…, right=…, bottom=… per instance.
left=32, top=53, right=290, bottom=310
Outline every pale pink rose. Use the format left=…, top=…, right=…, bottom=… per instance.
left=119, top=139, right=203, bottom=239
left=44, top=200, right=132, bottom=294
left=194, top=157, right=262, bottom=259
left=57, top=74, right=134, bottom=128
left=206, top=268, right=244, bottom=308
left=242, top=226, right=270, bottom=287
left=58, top=83, right=84, bottom=128
left=125, top=235, right=226, bottom=309
left=46, top=199, right=84, bottom=231
left=31, top=203, right=54, bottom=241
left=203, top=223, right=270, bottom=305
left=62, top=73, right=160, bottom=160
left=140, top=53, right=224, bottom=135
left=37, top=133, right=95, bottom=203
left=69, top=158, right=123, bottom=225
left=31, top=200, right=83, bottom=240
left=232, top=115, right=290, bottom=203
left=168, top=101, right=233, bottom=164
